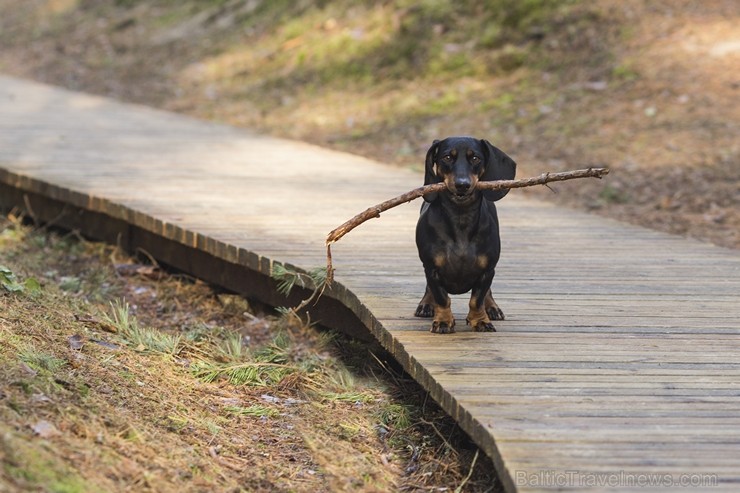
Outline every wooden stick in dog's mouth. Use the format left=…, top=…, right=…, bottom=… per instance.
left=322, top=167, right=609, bottom=285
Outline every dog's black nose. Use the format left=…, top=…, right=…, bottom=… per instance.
left=454, top=179, right=471, bottom=194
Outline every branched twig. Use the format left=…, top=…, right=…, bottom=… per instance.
left=455, top=449, right=480, bottom=493
left=325, top=167, right=609, bottom=283
left=292, top=284, right=326, bottom=313
left=418, top=418, right=459, bottom=457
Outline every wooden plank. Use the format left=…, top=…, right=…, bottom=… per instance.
left=1, top=75, right=739, bottom=493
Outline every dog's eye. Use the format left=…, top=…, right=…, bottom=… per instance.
left=470, top=156, right=481, bottom=164
left=441, top=154, right=453, bottom=163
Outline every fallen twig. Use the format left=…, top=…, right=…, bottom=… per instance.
left=455, top=449, right=480, bottom=493
left=325, top=167, right=609, bottom=284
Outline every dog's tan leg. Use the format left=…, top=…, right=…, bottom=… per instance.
left=467, top=296, right=496, bottom=332
left=414, top=286, right=435, bottom=318
left=431, top=297, right=455, bottom=334
left=484, top=289, right=504, bottom=321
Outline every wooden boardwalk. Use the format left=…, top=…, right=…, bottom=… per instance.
left=1, top=75, right=739, bottom=492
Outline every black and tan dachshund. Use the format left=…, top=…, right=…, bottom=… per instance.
left=415, top=137, right=516, bottom=334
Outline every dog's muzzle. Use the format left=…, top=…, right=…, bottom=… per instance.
left=448, top=184, right=476, bottom=203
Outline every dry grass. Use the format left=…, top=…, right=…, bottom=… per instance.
left=0, top=214, right=500, bottom=492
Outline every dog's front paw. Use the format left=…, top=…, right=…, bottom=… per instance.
left=431, top=320, right=456, bottom=334
left=472, top=320, right=496, bottom=332
left=467, top=308, right=497, bottom=332
left=487, top=305, right=505, bottom=321
left=483, top=292, right=505, bottom=320
left=415, top=304, right=434, bottom=318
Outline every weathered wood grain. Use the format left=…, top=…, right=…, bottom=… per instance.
left=1, top=75, right=738, bottom=493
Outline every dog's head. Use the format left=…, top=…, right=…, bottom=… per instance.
left=423, top=137, right=517, bottom=203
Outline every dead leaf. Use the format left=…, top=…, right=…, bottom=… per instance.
left=115, top=263, right=163, bottom=279
left=74, top=314, right=98, bottom=323
left=75, top=314, right=117, bottom=333
left=99, top=322, right=118, bottom=334
left=68, top=334, right=84, bottom=350
left=31, top=393, right=52, bottom=404
left=31, top=420, right=61, bottom=438
left=218, top=293, right=251, bottom=316
left=219, top=397, right=242, bottom=406
left=90, top=339, right=120, bottom=350
left=208, top=445, right=221, bottom=458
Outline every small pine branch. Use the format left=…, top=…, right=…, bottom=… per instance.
left=271, top=264, right=329, bottom=315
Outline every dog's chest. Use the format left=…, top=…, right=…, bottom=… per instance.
left=433, top=239, right=489, bottom=289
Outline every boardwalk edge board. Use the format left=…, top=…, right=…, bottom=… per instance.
left=0, top=173, right=372, bottom=338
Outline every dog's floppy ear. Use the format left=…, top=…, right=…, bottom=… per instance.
left=480, top=139, right=517, bottom=202
left=423, top=140, right=442, bottom=202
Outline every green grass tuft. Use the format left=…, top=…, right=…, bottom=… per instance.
left=379, top=403, right=413, bottom=430
left=225, top=405, right=279, bottom=418
left=105, top=300, right=182, bottom=355
left=215, top=330, right=246, bottom=361
left=18, top=347, right=67, bottom=373
left=191, top=360, right=294, bottom=387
